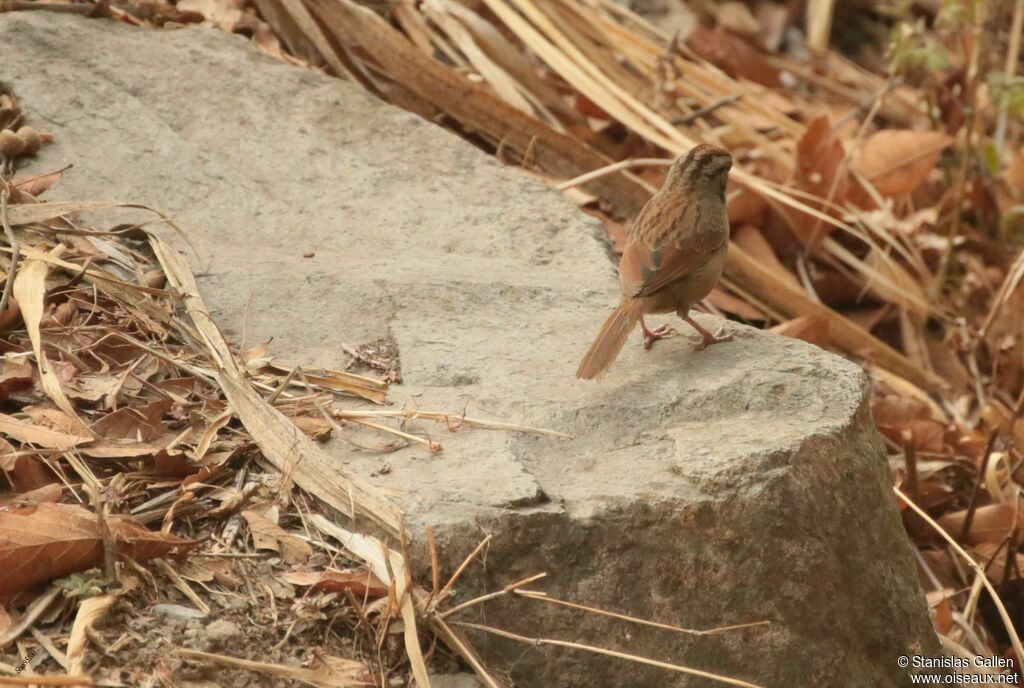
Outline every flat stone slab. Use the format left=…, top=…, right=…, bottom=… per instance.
left=4, top=13, right=938, bottom=687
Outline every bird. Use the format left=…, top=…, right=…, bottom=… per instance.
left=576, top=143, right=734, bottom=380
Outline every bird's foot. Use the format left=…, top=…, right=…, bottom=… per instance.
left=695, top=326, right=733, bottom=350
left=680, top=313, right=733, bottom=351
left=641, top=321, right=675, bottom=350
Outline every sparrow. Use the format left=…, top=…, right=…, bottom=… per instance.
left=577, top=144, right=734, bottom=379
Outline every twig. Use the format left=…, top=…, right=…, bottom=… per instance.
left=438, top=572, right=547, bottom=619
left=512, top=590, right=770, bottom=636
left=333, top=408, right=571, bottom=438
left=556, top=158, right=671, bottom=191
left=452, top=621, right=764, bottom=688
left=345, top=415, right=442, bottom=452
left=671, top=94, right=741, bottom=125
left=0, top=189, right=20, bottom=312
left=435, top=534, right=492, bottom=606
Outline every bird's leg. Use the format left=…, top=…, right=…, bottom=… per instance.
left=640, top=316, right=675, bottom=350
left=679, top=311, right=732, bottom=350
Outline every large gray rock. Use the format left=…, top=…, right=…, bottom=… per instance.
left=3, top=13, right=938, bottom=686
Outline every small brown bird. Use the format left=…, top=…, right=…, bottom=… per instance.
left=577, top=144, right=734, bottom=379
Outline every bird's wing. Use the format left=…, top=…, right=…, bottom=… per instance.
left=619, top=202, right=726, bottom=299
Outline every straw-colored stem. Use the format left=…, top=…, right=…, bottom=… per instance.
left=453, top=620, right=765, bottom=688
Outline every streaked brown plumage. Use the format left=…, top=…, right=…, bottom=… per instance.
left=576, top=144, right=734, bottom=380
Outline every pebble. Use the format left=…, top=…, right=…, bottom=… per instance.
left=151, top=603, right=208, bottom=622
left=205, top=619, right=239, bottom=642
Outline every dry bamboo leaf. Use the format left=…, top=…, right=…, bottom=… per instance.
left=176, top=647, right=372, bottom=687
left=705, top=287, right=767, bottom=321
left=265, top=363, right=386, bottom=404
left=726, top=242, right=943, bottom=390
left=791, top=115, right=850, bottom=246
left=150, top=237, right=404, bottom=535
left=78, top=440, right=169, bottom=459
left=5, top=201, right=125, bottom=227
left=66, top=594, right=115, bottom=676
left=441, top=0, right=577, bottom=121
left=308, top=515, right=430, bottom=688
left=853, top=130, right=953, bottom=198
left=24, top=406, right=84, bottom=435
left=864, top=249, right=930, bottom=317
left=302, top=0, right=651, bottom=215
left=0, top=413, right=90, bottom=450
left=13, top=252, right=91, bottom=435
left=0, top=483, right=63, bottom=506
left=423, top=0, right=535, bottom=114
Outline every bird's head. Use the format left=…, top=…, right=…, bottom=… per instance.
left=666, top=143, right=733, bottom=198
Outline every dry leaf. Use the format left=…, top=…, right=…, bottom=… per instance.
left=11, top=167, right=66, bottom=200
left=686, top=27, right=780, bottom=87
left=66, top=594, right=115, bottom=675
left=91, top=399, right=171, bottom=441
left=241, top=508, right=312, bottom=564
left=13, top=252, right=91, bottom=435
left=791, top=116, right=851, bottom=246
left=279, top=569, right=389, bottom=598
left=769, top=316, right=830, bottom=348
left=0, top=412, right=91, bottom=449
left=0, top=503, right=196, bottom=595
left=177, top=0, right=244, bottom=31
left=0, top=359, right=34, bottom=401
left=853, top=130, right=953, bottom=198
left=937, top=503, right=1018, bottom=546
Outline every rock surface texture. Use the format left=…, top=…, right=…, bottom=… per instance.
left=4, top=13, right=939, bottom=687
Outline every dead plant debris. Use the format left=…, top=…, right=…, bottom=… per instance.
left=3, top=0, right=1024, bottom=684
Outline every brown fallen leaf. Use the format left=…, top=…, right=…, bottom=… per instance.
left=279, top=569, right=389, bottom=598
left=0, top=297, right=21, bottom=333
left=10, top=166, right=68, bottom=200
left=686, top=27, right=781, bottom=87
left=0, top=358, right=33, bottom=401
left=769, top=316, right=831, bottom=348
left=241, top=508, right=312, bottom=564
left=937, top=503, right=1019, bottom=546
left=0, top=503, right=197, bottom=596
left=853, top=130, right=953, bottom=198
left=791, top=116, right=852, bottom=246
left=732, top=225, right=799, bottom=288
left=91, top=399, right=171, bottom=441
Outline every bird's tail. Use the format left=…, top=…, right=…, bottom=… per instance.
left=576, top=302, right=639, bottom=379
